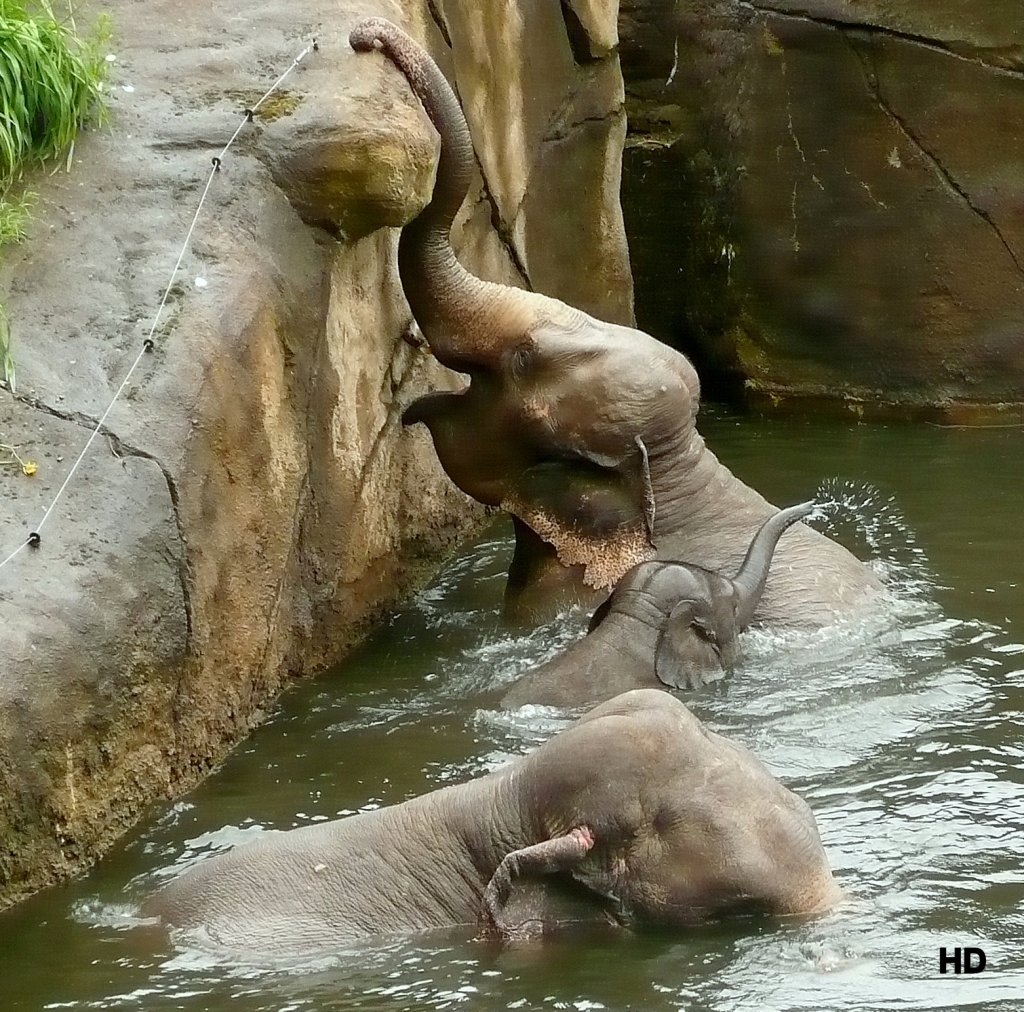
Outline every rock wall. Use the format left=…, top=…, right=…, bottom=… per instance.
left=0, top=0, right=632, bottom=908
left=620, top=0, right=1024, bottom=420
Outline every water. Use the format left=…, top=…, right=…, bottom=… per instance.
left=1, top=411, right=1022, bottom=1011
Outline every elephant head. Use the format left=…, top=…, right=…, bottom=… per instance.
left=350, top=19, right=878, bottom=626
left=487, top=690, right=840, bottom=936
left=501, top=501, right=816, bottom=707
left=591, top=500, right=817, bottom=688
left=144, top=693, right=836, bottom=952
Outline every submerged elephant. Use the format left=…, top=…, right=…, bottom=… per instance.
left=349, top=19, right=878, bottom=626
left=143, top=690, right=839, bottom=954
left=502, top=501, right=815, bottom=708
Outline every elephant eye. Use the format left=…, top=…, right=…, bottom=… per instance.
left=510, top=342, right=533, bottom=374
left=692, top=618, right=718, bottom=645
left=652, top=805, right=682, bottom=836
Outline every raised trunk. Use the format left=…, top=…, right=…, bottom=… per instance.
left=731, top=501, right=816, bottom=628
left=350, top=18, right=528, bottom=367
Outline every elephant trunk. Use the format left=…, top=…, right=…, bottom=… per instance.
left=350, top=18, right=512, bottom=350
left=731, top=502, right=817, bottom=628
left=350, top=18, right=472, bottom=241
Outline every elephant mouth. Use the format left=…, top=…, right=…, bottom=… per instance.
left=400, top=388, right=468, bottom=427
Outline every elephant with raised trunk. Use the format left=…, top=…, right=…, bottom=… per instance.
left=350, top=19, right=878, bottom=626
left=503, top=501, right=816, bottom=708
left=143, top=690, right=839, bottom=954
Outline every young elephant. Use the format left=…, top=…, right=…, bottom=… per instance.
left=502, top=502, right=815, bottom=708
left=143, top=691, right=839, bottom=956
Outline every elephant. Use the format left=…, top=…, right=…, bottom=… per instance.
left=502, top=501, right=815, bottom=708
left=142, top=690, right=839, bottom=954
left=349, top=19, right=879, bottom=627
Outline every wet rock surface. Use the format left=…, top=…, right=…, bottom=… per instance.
left=0, top=0, right=634, bottom=908
left=620, top=0, right=1024, bottom=419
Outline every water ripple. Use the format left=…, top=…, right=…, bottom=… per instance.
left=13, top=467, right=1024, bottom=1010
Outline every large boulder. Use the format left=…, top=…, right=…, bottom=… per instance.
left=0, top=0, right=634, bottom=908
left=620, top=0, right=1024, bottom=420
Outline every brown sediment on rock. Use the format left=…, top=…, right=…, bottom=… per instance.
left=745, top=384, right=1024, bottom=427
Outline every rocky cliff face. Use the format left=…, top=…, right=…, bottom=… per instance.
left=620, top=0, right=1024, bottom=420
left=0, top=0, right=631, bottom=908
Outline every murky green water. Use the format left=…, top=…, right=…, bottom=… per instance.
left=2, top=411, right=1022, bottom=1011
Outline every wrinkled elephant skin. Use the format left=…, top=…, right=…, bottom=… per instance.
left=143, top=690, right=839, bottom=955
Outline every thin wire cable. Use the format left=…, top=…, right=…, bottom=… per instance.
left=0, top=39, right=316, bottom=573
left=143, top=164, right=219, bottom=346
left=250, top=44, right=313, bottom=115
left=0, top=537, right=30, bottom=571
left=33, top=344, right=150, bottom=537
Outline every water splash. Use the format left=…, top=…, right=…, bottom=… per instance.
left=810, top=478, right=934, bottom=595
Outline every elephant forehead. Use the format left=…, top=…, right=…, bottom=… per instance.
left=617, top=562, right=716, bottom=601
left=523, top=322, right=698, bottom=426
left=626, top=798, right=786, bottom=881
left=533, top=360, right=693, bottom=439
left=528, top=708, right=713, bottom=804
left=573, top=690, right=706, bottom=741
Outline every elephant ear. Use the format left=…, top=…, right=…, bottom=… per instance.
left=654, top=601, right=723, bottom=690
left=501, top=456, right=656, bottom=591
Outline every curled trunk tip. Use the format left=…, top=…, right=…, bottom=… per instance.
left=348, top=15, right=474, bottom=237
left=350, top=17, right=398, bottom=52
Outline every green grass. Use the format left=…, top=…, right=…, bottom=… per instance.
left=0, top=0, right=110, bottom=391
left=0, top=1, right=110, bottom=178
left=0, top=187, right=33, bottom=241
